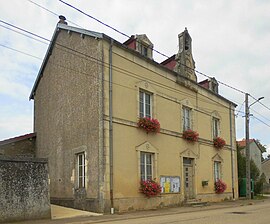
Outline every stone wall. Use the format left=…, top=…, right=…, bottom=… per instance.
left=0, top=157, right=50, bottom=223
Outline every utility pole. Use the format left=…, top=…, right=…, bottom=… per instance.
left=245, top=94, right=264, bottom=199
left=245, top=93, right=251, bottom=199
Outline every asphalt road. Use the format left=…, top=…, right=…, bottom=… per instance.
left=7, top=198, right=270, bottom=224
left=103, top=201, right=270, bottom=224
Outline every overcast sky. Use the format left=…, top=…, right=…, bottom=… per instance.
left=0, top=0, right=270, bottom=155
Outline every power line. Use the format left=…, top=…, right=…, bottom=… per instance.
left=253, top=116, right=270, bottom=129
left=250, top=107, right=270, bottom=123
left=0, top=19, right=50, bottom=42
left=3, top=18, right=269, bottom=119
left=0, top=43, right=42, bottom=60
left=3, top=24, right=270, bottom=125
left=27, top=0, right=83, bottom=28
left=0, top=19, right=236, bottom=111
left=58, top=0, right=247, bottom=95
left=0, top=24, right=48, bottom=45
left=235, top=100, right=245, bottom=117
left=250, top=94, right=270, bottom=112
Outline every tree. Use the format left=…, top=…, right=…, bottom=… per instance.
left=255, top=139, right=267, bottom=162
left=237, top=144, right=262, bottom=196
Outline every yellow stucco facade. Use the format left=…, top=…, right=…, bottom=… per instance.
left=102, top=38, right=238, bottom=212
left=31, top=22, right=238, bottom=213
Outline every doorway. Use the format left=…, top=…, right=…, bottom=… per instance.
left=183, top=157, right=194, bottom=199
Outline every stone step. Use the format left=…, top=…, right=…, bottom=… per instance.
left=184, top=200, right=208, bottom=207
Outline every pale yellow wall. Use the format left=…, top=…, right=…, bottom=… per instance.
left=102, top=39, right=238, bottom=207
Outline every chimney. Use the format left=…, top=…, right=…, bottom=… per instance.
left=58, top=15, right=67, bottom=25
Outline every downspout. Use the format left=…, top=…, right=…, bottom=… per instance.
left=230, top=103, right=235, bottom=199
left=109, top=39, right=114, bottom=214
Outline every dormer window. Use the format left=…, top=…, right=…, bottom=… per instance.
left=138, top=43, right=148, bottom=57
left=123, top=34, right=153, bottom=59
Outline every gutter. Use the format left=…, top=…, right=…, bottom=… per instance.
left=109, top=39, right=114, bottom=214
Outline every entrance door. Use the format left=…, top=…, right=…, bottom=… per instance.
left=183, top=157, right=194, bottom=199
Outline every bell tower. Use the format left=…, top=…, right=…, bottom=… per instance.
left=174, top=28, right=197, bottom=82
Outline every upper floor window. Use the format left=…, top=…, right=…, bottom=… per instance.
left=183, top=106, right=192, bottom=131
left=212, top=118, right=220, bottom=138
left=140, top=152, right=153, bottom=180
left=139, top=90, right=152, bottom=118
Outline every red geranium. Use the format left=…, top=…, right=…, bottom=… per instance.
left=213, top=137, right=226, bottom=149
left=182, top=129, right=199, bottom=142
left=215, top=179, right=227, bottom=194
left=140, top=179, right=162, bottom=197
left=137, top=117, right=160, bottom=133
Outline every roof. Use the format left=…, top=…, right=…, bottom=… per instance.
left=29, top=23, right=237, bottom=108
left=237, top=139, right=255, bottom=148
left=0, top=133, right=36, bottom=146
left=262, top=157, right=270, bottom=164
left=237, top=139, right=265, bottom=153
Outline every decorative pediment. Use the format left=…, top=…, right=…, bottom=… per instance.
left=180, top=148, right=198, bottom=158
left=212, top=110, right=221, bottom=119
left=136, top=141, right=158, bottom=153
left=135, top=80, right=156, bottom=93
left=181, top=98, right=194, bottom=108
left=212, top=153, right=223, bottom=162
left=136, top=34, right=153, bottom=47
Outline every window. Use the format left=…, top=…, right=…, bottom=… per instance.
left=77, top=153, right=85, bottom=188
left=138, top=43, right=148, bottom=57
left=139, top=90, right=152, bottom=118
left=212, top=118, right=220, bottom=138
left=140, top=152, right=153, bottom=180
left=183, top=106, right=191, bottom=131
left=214, top=161, right=221, bottom=182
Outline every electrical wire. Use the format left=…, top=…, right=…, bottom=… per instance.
left=0, top=19, right=239, bottom=111
left=58, top=0, right=248, bottom=95
left=250, top=94, right=270, bottom=112
left=27, top=0, right=83, bottom=28
left=235, top=100, right=245, bottom=117
left=0, top=43, right=42, bottom=60
left=3, top=18, right=270, bottom=124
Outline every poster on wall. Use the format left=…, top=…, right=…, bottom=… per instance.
left=160, top=176, right=180, bottom=193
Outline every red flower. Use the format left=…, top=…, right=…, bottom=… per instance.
left=215, top=179, right=227, bottom=193
left=140, top=179, right=162, bottom=197
left=213, top=137, right=226, bottom=149
left=137, top=117, right=160, bottom=133
left=182, top=129, right=199, bottom=142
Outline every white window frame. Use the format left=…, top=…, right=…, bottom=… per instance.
left=140, top=152, right=154, bottom=181
left=183, top=106, right=192, bottom=131
left=214, top=161, right=221, bottom=182
left=77, top=152, right=85, bottom=188
left=139, top=90, right=152, bottom=118
left=212, top=117, right=220, bottom=138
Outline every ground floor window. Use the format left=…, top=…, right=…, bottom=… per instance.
left=214, top=161, right=221, bottom=182
left=77, top=152, right=85, bottom=188
left=140, top=152, right=153, bottom=180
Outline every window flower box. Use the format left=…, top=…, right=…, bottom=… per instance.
left=137, top=117, right=160, bottom=133
left=213, top=137, right=226, bottom=149
left=140, top=179, right=162, bottom=198
left=182, top=129, right=199, bottom=142
left=215, top=179, right=227, bottom=194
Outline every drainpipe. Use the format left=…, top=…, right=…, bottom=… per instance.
left=229, top=103, right=235, bottom=199
left=109, top=39, right=114, bottom=214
